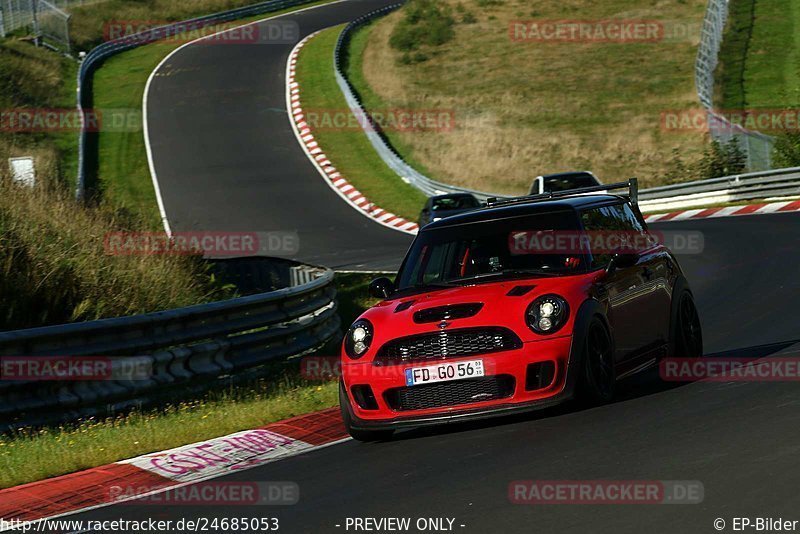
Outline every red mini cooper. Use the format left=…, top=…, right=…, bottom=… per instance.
left=339, top=181, right=702, bottom=441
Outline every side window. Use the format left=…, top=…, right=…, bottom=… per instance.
left=619, top=203, right=644, bottom=233
left=421, top=244, right=448, bottom=283
left=580, top=203, right=639, bottom=269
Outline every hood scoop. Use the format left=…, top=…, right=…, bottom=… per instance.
left=507, top=285, right=536, bottom=297
left=394, top=300, right=415, bottom=313
left=413, top=303, right=483, bottom=323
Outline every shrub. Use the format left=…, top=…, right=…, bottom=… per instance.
left=389, top=0, right=455, bottom=54
left=0, top=178, right=234, bottom=330
left=772, top=131, right=800, bottom=167
left=696, top=138, right=747, bottom=179
left=461, top=11, right=477, bottom=24
left=658, top=139, right=748, bottom=185
left=661, top=148, right=694, bottom=185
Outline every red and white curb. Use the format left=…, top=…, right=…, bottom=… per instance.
left=0, top=409, right=347, bottom=526
left=643, top=199, right=800, bottom=223
left=286, top=33, right=419, bottom=235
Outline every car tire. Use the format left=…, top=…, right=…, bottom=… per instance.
left=672, top=291, right=703, bottom=359
left=339, top=382, right=393, bottom=443
left=576, top=319, right=616, bottom=404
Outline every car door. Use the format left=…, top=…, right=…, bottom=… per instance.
left=623, top=202, right=672, bottom=346
left=580, top=203, right=654, bottom=362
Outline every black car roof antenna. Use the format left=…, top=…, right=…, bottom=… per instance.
left=485, top=178, right=639, bottom=208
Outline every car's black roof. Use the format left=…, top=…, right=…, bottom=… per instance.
left=429, top=192, right=477, bottom=200
left=423, top=193, right=627, bottom=230
left=540, top=170, right=597, bottom=179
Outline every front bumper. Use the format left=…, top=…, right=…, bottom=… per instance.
left=341, top=335, right=575, bottom=430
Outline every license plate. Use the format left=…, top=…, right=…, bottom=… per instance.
left=404, top=359, right=485, bottom=386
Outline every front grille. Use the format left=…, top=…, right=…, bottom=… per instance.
left=413, top=303, right=483, bottom=323
left=384, top=375, right=515, bottom=411
left=375, top=327, right=522, bottom=365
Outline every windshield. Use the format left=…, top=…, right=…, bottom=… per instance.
left=431, top=195, right=480, bottom=211
left=543, top=174, right=599, bottom=192
left=396, top=210, right=587, bottom=291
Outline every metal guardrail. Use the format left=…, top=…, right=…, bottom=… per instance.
left=75, top=0, right=318, bottom=200
left=333, top=4, right=503, bottom=202
left=0, top=265, right=339, bottom=431
left=639, top=167, right=800, bottom=211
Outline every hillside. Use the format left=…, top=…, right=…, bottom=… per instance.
left=350, top=0, right=709, bottom=193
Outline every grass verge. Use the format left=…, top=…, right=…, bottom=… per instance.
left=344, top=21, right=441, bottom=183
left=0, top=39, right=79, bottom=189
left=0, top=378, right=338, bottom=489
left=295, top=27, right=428, bottom=222
left=716, top=0, right=800, bottom=110
left=348, top=0, right=710, bottom=193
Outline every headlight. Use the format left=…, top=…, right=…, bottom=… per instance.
left=344, top=319, right=374, bottom=359
left=526, top=295, right=569, bottom=334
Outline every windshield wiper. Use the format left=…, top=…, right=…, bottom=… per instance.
left=449, top=269, right=558, bottom=283
left=393, top=281, right=457, bottom=296
left=413, top=282, right=458, bottom=289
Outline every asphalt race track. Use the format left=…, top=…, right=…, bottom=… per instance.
left=145, top=0, right=411, bottom=270
left=63, top=211, right=800, bottom=533
left=112, top=1, right=800, bottom=532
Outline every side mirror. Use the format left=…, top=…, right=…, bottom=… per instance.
left=606, top=252, right=638, bottom=274
left=369, top=277, right=395, bottom=299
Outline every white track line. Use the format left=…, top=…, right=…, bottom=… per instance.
left=142, top=0, right=349, bottom=236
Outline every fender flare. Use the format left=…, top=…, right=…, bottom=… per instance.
left=564, top=298, right=612, bottom=397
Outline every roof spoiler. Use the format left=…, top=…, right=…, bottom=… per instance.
left=485, top=178, right=638, bottom=208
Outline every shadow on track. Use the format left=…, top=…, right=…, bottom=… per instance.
left=381, top=338, right=800, bottom=443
